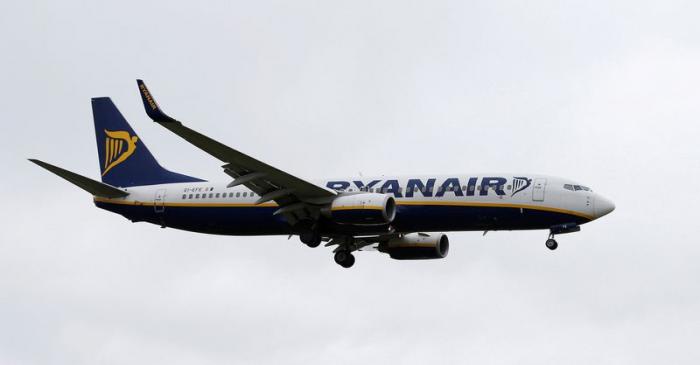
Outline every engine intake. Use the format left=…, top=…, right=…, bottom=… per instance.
left=380, top=233, right=449, bottom=260
left=328, top=193, right=396, bottom=225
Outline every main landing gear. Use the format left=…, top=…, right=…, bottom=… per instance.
left=298, top=232, right=361, bottom=268
left=545, top=235, right=558, bottom=251
left=334, top=250, right=355, bottom=268
left=299, top=232, right=322, bottom=248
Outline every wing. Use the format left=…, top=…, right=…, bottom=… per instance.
left=136, top=80, right=336, bottom=225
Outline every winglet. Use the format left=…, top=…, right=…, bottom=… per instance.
left=136, top=79, right=178, bottom=123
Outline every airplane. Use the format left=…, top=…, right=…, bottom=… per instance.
left=30, top=80, right=615, bottom=268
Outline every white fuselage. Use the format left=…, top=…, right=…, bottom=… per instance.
left=94, top=174, right=614, bottom=236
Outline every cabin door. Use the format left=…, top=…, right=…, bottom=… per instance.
left=532, top=178, right=546, bottom=202
left=154, top=189, right=166, bottom=213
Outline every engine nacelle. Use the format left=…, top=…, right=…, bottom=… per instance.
left=327, top=193, right=396, bottom=225
left=379, top=233, right=449, bottom=260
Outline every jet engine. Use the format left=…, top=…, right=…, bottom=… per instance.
left=326, top=193, right=396, bottom=225
left=379, top=233, right=449, bottom=260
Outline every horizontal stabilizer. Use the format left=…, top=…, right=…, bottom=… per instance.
left=29, top=159, right=128, bottom=198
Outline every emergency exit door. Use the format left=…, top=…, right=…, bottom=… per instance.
left=532, top=178, right=546, bottom=202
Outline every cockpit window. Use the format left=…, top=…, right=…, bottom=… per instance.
left=565, top=184, right=592, bottom=192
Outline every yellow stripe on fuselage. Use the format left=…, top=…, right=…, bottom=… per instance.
left=396, top=200, right=593, bottom=220
left=93, top=197, right=592, bottom=220
left=93, top=197, right=278, bottom=208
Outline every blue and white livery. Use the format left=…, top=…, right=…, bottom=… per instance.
left=30, top=80, right=615, bottom=268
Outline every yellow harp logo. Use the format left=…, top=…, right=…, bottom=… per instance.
left=102, top=130, right=139, bottom=176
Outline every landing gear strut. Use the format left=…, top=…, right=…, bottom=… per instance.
left=334, top=250, right=355, bottom=268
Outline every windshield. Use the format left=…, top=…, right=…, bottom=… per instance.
left=564, top=184, right=591, bottom=192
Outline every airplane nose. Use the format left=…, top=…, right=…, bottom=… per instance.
left=594, top=194, right=615, bottom=218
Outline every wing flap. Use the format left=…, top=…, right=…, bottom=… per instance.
left=136, top=80, right=336, bottom=208
left=155, top=120, right=331, bottom=198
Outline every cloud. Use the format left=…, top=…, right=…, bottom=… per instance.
left=2, top=1, right=700, bottom=364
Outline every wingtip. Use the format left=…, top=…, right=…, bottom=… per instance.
left=136, top=79, right=177, bottom=123
left=28, top=158, right=52, bottom=170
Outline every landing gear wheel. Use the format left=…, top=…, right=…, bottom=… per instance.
left=545, top=238, right=558, bottom=250
left=334, top=251, right=355, bottom=268
left=300, top=233, right=322, bottom=248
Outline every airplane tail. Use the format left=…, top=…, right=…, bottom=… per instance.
left=92, top=97, right=204, bottom=187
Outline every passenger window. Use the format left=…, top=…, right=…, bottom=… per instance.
left=188, top=194, right=193, bottom=199
left=182, top=194, right=186, bottom=199
left=506, top=185, right=512, bottom=190
left=195, top=194, right=200, bottom=198
left=216, top=193, right=220, bottom=198
left=243, top=192, right=248, bottom=197
left=236, top=192, right=240, bottom=197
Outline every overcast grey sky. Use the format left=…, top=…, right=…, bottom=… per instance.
left=2, top=0, right=700, bottom=364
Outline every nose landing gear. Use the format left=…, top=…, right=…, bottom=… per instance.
left=545, top=223, right=581, bottom=251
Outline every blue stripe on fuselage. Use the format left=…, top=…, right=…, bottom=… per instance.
left=95, top=200, right=590, bottom=236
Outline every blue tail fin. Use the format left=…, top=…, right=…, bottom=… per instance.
left=92, top=97, right=204, bottom=187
